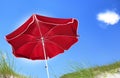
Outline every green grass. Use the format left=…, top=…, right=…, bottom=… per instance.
left=0, top=51, right=29, bottom=78
left=61, top=61, right=120, bottom=78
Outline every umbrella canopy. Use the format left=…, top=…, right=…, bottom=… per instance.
left=6, top=14, right=78, bottom=60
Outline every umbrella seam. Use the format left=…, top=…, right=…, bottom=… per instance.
left=35, top=14, right=74, bottom=25
left=34, top=15, right=75, bottom=38
left=45, top=39, right=65, bottom=51
left=29, top=42, right=43, bottom=60
left=46, top=35, right=78, bottom=38
left=45, top=36, right=78, bottom=50
left=6, top=16, right=35, bottom=41
left=44, top=24, right=75, bottom=37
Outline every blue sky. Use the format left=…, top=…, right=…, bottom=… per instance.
left=0, top=0, right=120, bottom=78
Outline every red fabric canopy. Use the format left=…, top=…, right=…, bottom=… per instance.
left=6, top=14, right=78, bottom=60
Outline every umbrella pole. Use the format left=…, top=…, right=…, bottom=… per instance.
left=41, top=37, right=50, bottom=78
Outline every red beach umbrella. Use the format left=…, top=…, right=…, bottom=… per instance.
left=6, top=14, right=78, bottom=78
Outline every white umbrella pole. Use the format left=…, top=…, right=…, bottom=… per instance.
left=41, top=37, right=50, bottom=78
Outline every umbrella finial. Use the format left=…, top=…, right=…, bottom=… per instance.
left=33, top=14, right=38, bottom=21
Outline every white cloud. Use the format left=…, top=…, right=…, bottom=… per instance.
left=97, top=10, right=120, bottom=25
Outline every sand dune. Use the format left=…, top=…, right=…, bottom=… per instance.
left=95, top=73, right=120, bottom=78
left=95, top=68, right=120, bottom=78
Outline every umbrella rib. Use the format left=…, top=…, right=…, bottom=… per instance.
left=45, top=39, right=65, bottom=51
left=34, top=15, right=43, bottom=37
left=47, top=35, right=78, bottom=38
left=38, top=18, right=75, bottom=37
left=38, top=19, right=74, bottom=25
left=33, top=15, right=74, bottom=37
left=29, top=42, right=40, bottom=59
left=35, top=14, right=74, bottom=25
left=6, top=16, right=35, bottom=41
left=45, top=35, right=78, bottom=51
